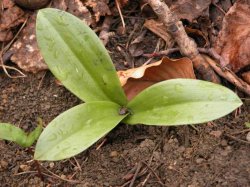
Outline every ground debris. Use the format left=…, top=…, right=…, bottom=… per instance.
left=0, top=0, right=27, bottom=42
left=84, top=0, right=111, bottom=22
left=9, top=14, right=47, bottom=73
left=214, top=1, right=250, bottom=73
left=167, top=0, right=211, bottom=22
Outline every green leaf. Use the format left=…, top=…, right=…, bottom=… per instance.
left=0, top=120, right=43, bottom=147
left=36, top=8, right=127, bottom=105
left=124, top=79, right=242, bottom=126
left=34, top=101, right=126, bottom=161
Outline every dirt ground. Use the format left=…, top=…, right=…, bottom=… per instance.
left=1, top=0, right=250, bottom=186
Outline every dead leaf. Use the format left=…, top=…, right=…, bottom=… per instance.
left=242, top=72, right=250, bottom=85
left=129, top=30, right=147, bottom=57
left=9, top=14, right=47, bottom=73
left=185, top=27, right=209, bottom=47
left=214, top=1, right=250, bottom=72
left=52, top=0, right=93, bottom=26
left=170, top=0, right=211, bottom=22
left=117, top=0, right=129, bottom=7
left=85, top=0, right=111, bottom=22
left=0, top=30, right=13, bottom=42
left=2, top=0, right=15, bottom=8
left=0, top=5, right=26, bottom=31
left=118, top=57, right=195, bottom=100
left=67, top=0, right=93, bottom=25
left=144, top=19, right=174, bottom=48
left=51, top=0, right=67, bottom=10
left=0, top=0, right=26, bottom=42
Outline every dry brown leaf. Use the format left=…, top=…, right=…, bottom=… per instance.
left=0, top=0, right=26, bottom=42
left=0, top=30, right=13, bottom=42
left=9, top=14, right=47, bottom=73
left=2, top=0, right=15, bottom=8
left=185, top=27, right=209, bottom=47
left=52, top=0, right=93, bottom=25
left=0, top=5, right=26, bottom=31
left=144, top=19, right=174, bottom=48
left=214, top=1, right=250, bottom=72
left=85, top=0, right=111, bottom=22
left=118, top=0, right=129, bottom=7
left=118, top=57, right=195, bottom=100
left=170, top=0, right=211, bottom=22
left=242, top=72, right=250, bottom=85
left=51, top=0, right=67, bottom=10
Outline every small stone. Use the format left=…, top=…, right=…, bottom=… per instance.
left=183, top=148, right=193, bottom=159
left=210, top=130, right=223, bottom=138
left=49, top=162, right=54, bottom=168
left=19, top=164, right=30, bottom=172
left=60, top=174, right=67, bottom=179
left=103, top=182, right=109, bottom=186
left=110, top=151, right=119, bottom=157
left=0, top=160, right=8, bottom=169
left=177, top=146, right=186, bottom=153
left=195, top=158, right=204, bottom=164
left=221, top=139, right=228, bottom=147
left=220, top=146, right=232, bottom=156
left=246, top=132, right=250, bottom=142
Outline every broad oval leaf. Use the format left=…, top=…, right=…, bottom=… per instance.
left=125, top=79, right=242, bottom=126
left=0, top=122, right=42, bottom=147
left=36, top=8, right=127, bottom=105
left=34, top=101, right=126, bottom=161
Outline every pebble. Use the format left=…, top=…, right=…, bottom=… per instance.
left=60, top=174, right=67, bottom=179
left=110, top=151, right=118, bottom=157
left=246, top=132, right=250, bottom=142
left=177, top=146, right=186, bottom=153
left=210, top=130, right=223, bottom=138
left=19, top=164, right=30, bottom=172
left=220, top=146, right=232, bottom=156
left=49, top=162, right=54, bottom=168
left=221, top=139, right=228, bottom=147
left=195, top=158, right=204, bottom=164
left=0, top=160, right=8, bottom=169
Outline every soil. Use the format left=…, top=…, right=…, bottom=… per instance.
left=1, top=1, right=250, bottom=187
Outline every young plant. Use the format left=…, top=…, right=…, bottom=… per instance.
left=34, top=8, right=242, bottom=161
left=0, top=118, right=43, bottom=147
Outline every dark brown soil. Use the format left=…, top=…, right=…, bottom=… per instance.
left=1, top=1, right=250, bottom=186
left=1, top=63, right=250, bottom=187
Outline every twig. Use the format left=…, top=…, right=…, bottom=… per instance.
left=143, top=48, right=179, bottom=58
left=0, top=17, right=28, bottom=78
left=143, top=47, right=250, bottom=96
left=141, top=173, right=151, bottom=186
left=14, top=171, right=38, bottom=176
left=96, top=138, right=107, bottom=150
left=99, top=16, right=113, bottom=46
left=231, top=129, right=250, bottom=135
left=2, top=17, right=28, bottom=54
left=147, top=0, right=220, bottom=83
left=73, top=157, right=82, bottom=172
left=27, top=148, right=44, bottom=181
left=224, top=133, right=250, bottom=145
left=203, top=54, right=250, bottom=96
left=115, top=0, right=126, bottom=33
left=37, top=71, right=47, bottom=90
left=211, top=1, right=226, bottom=15
left=40, top=164, right=82, bottom=183
left=129, top=162, right=142, bottom=187
left=141, top=162, right=165, bottom=186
